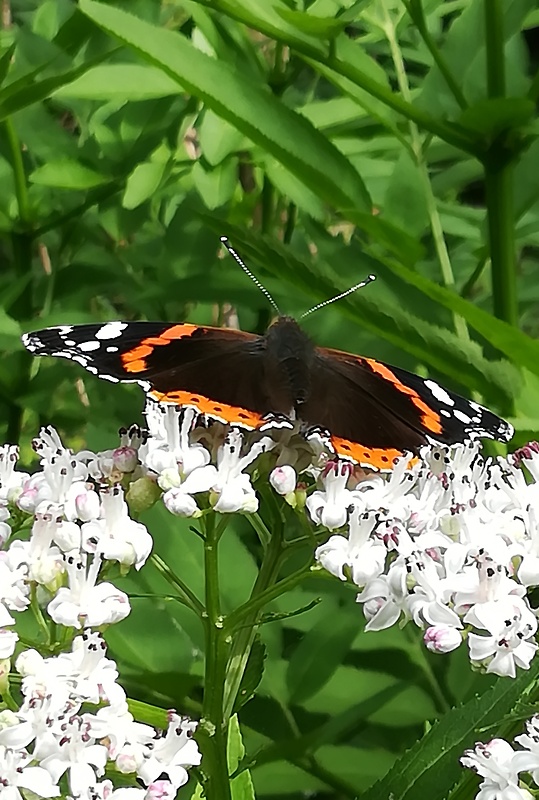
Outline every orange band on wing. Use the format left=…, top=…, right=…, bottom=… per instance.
left=332, top=436, right=405, bottom=470
left=121, top=325, right=199, bottom=374
left=150, top=389, right=264, bottom=428
left=364, top=358, right=442, bottom=435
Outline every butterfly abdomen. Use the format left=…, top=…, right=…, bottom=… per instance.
left=264, top=317, right=315, bottom=412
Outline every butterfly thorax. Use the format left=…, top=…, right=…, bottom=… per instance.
left=263, top=317, right=315, bottom=413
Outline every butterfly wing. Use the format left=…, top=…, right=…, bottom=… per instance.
left=301, top=347, right=512, bottom=468
left=22, top=321, right=271, bottom=428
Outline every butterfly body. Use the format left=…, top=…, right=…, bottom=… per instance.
left=22, top=318, right=513, bottom=470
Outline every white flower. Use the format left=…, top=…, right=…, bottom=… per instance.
left=39, top=716, right=108, bottom=797
left=465, top=598, right=538, bottom=677
left=513, top=715, right=539, bottom=784
left=461, top=738, right=533, bottom=800
left=84, top=700, right=155, bottom=762
left=47, top=552, right=130, bottom=628
left=0, top=746, right=60, bottom=800
left=307, top=461, right=355, bottom=530
left=0, top=445, right=28, bottom=504
left=81, top=486, right=152, bottom=570
left=315, top=509, right=386, bottom=586
left=136, top=713, right=200, bottom=789
left=142, top=404, right=210, bottom=478
left=0, top=629, right=18, bottom=658
left=357, top=566, right=408, bottom=631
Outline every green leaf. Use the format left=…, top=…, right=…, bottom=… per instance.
left=457, top=97, right=536, bottom=138
left=275, top=8, right=348, bottom=38
left=123, top=159, right=168, bottom=209
left=233, top=636, right=266, bottom=714
left=198, top=109, right=244, bottom=166
left=29, top=159, right=109, bottom=189
left=79, top=0, right=371, bottom=214
left=228, top=715, right=256, bottom=800
left=192, top=158, right=239, bottom=209
left=286, top=601, right=359, bottom=704
left=54, top=64, right=180, bottom=100
left=360, top=658, right=539, bottom=800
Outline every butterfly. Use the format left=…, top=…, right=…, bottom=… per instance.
left=21, top=314, right=513, bottom=471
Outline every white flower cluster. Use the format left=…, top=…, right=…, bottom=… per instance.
left=0, top=425, right=201, bottom=799
left=309, top=442, right=539, bottom=678
left=141, top=402, right=276, bottom=516
left=461, top=716, right=539, bottom=800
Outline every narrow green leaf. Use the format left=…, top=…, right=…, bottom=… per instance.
left=29, top=159, right=109, bottom=190
left=374, top=251, right=539, bottom=379
left=54, top=64, right=180, bottom=100
left=79, top=0, right=371, bottom=214
left=276, top=8, right=348, bottom=38
left=232, top=637, right=266, bottom=714
left=360, top=658, right=539, bottom=800
left=228, top=715, right=256, bottom=800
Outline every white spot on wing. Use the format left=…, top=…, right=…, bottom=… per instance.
left=78, top=341, right=101, bottom=352
left=106, top=346, right=119, bottom=353
left=95, top=322, right=128, bottom=340
left=424, top=380, right=454, bottom=407
left=99, top=374, right=119, bottom=383
left=454, top=409, right=472, bottom=424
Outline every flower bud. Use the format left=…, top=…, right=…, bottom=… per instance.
left=15, top=648, right=44, bottom=676
left=113, top=445, right=139, bottom=473
left=163, top=488, right=200, bottom=518
left=270, top=466, right=296, bottom=495
left=424, top=624, right=462, bottom=654
left=126, top=477, right=162, bottom=514
left=0, top=657, right=10, bottom=692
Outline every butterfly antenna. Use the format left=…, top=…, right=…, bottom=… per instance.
left=220, top=237, right=281, bottom=315
left=299, top=274, right=376, bottom=320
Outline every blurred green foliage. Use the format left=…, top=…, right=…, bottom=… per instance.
left=2, top=0, right=539, bottom=797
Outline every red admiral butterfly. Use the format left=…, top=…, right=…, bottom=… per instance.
left=21, top=249, right=513, bottom=471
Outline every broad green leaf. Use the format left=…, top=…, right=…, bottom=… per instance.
left=198, top=109, right=244, bottom=166
left=29, top=159, right=109, bottom=189
left=360, top=657, right=539, bottom=800
left=192, top=158, right=239, bottom=209
left=286, top=601, right=360, bottom=704
left=79, top=0, right=371, bottom=214
left=123, top=159, right=168, bottom=209
left=457, top=97, right=535, bottom=139
left=383, top=150, right=430, bottom=238
left=54, top=64, right=180, bottom=100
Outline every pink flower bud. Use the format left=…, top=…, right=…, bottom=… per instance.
left=424, top=625, right=462, bottom=654
left=270, top=465, right=296, bottom=495
left=113, top=445, right=138, bottom=473
left=75, top=489, right=101, bottom=521
left=163, top=488, right=200, bottom=518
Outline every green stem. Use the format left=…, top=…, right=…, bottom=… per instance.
left=224, top=560, right=312, bottom=631
left=485, top=161, right=517, bottom=324
left=482, top=0, right=518, bottom=326
left=400, top=0, right=467, bottom=110
left=405, top=627, right=451, bottom=713
left=382, top=1, right=470, bottom=341
left=200, top=515, right=231, bottom=800
left=4, top=118, right=30, bottom=226
left=150, top=553, right=204, bottom=616
left=222, top=515, right=284, bottom=719
left=484, top=0, right=505, bottom=98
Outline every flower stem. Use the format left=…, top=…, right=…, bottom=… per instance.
left=200, top=514, right=231, bottom=800
left=222, top=513, right=284, bottom=720
left=150, top=553, right=204, bottom=616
